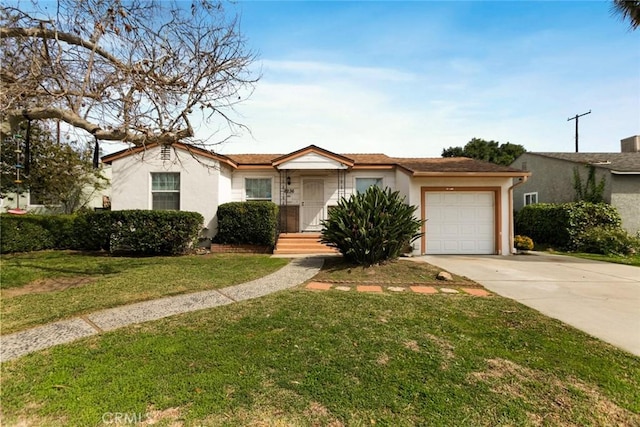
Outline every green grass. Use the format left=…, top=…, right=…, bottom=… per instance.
left=562, top=252, right=640, bottom=267
left=533, top=244, right=640, bottom=267
left=1, top=290, right=638, bottom=426
left=0, top=251, right=288, bottom=334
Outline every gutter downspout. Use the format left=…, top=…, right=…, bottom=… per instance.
left=508, top=175, right=529, bottom=254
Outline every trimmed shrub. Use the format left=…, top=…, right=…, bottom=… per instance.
left=0, top=214, right=55, bottom=253
left=1, top=210, right=203, bottom=255
left=107, top=210, right=203, bottom=255
left=574, top=226, right=640, bottom=256
left=74, top=211, right=114, bottom=251
left=321, top=186, right=423, bottom=266
left=515, top=201, right=621, bottom=249
left=214, top=202, right=278, bottom=247
left=40, top=215, right=77, bottom=249
left=514, top=235, right=534, bottom=251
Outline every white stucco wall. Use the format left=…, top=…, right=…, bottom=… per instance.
left=394, top=169, right=412, bottom=202
left=409, top=176, right=516, bottom=255
left=110, top=146, right=221, bottom=238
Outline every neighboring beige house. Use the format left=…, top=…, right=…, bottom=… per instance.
left=103, top=143, right=529, bottom=255
left=1, top=164, right=111, bottom=214
left=511, top=136, right=640, bottom=234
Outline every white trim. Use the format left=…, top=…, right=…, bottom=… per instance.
left=151, top=172, right=181, bottom=210
left=244, top=177, right=273, bottom=201
left=301, top=178, right=325, bottom=231
left=354, top=176, right=384, bottom=193
left=277, top=152, right=349, bottom=170
left=523, top=191, right=538, bottom=206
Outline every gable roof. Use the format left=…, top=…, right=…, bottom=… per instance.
left=525, top=152, right=640, bottom=174
left=102, top=142, right=238, bottom=168
left=271, top=145, right=355, bottom=168
left=102, top=143, right=529, bottom=176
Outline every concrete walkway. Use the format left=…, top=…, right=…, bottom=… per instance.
left=419, top=252, right=640, bottom=356
left=0, top=257, right=324, bottom=363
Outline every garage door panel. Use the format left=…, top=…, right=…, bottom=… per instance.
left=476, top=208, right=493, bottom=221
left=425, top=191, right=495, bottom=255
left=459, top=209, right=477, bottom=221
left=476, top=222, right=494, bottom=233
left=460, top=241, right=478, bottom=251
left=459, top=224, right=475, bottom=235
left=458, top=193, right=477, bottom=204
left=443, top=241, right=460, bottom=251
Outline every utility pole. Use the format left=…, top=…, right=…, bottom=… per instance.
left=567, top=110, right=591, bottom=152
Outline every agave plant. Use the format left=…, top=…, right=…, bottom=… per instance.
left=321, top=186, right=424, bottom=265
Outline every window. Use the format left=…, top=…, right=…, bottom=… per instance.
left=524, top=192, right=538, bottom=206
left=355, top=177, right=383, bottom=193
left=151, top=172, right=180, bottom=210
left=28, top=189, right=46, bottom=205
left=245, top=178, right=272, bottom=201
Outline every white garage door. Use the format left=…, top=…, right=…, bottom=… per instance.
left=425, top=191, right=495, bottom=254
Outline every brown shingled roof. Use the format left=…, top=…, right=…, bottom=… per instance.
left=530, top=152, right=640, bottom=173
left=345, top=153, right=395, bottom=164
left=102, top=143, right=528, bottom=175
left=392, top=157, right=527, bottom=174
left=224, top=154, right=279, bottom=165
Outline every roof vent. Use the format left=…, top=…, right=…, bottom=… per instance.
left=160, top=144, right=171, bottom=160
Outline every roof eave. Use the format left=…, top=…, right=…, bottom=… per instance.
left=411, top=171, right=532, bottom=178
left=101, top=142, right=238, bottom=168
left=271, top=145, right=355, bottom=168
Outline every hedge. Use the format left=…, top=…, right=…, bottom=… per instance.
left=107, top=210, right=203, bottom=255
left=0, top=215, right=57, bottom=253
left=515, top=201, right=621, bottom=249
left=1, top=210, right=203, bottom=255
left=214, top=201, right=278, bottom=247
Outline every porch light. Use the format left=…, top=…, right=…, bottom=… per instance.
left=282, top=175, right=294, bottom=195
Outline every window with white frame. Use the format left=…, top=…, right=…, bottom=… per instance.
left=355, top=177, right=383, bottom=193
left=245, top=178, right=272, bottom=201
left=524, top=192, right=538, bottom=206
left=151, top=172, right=180, bottom=210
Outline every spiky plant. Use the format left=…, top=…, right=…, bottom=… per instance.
left=611, top=0, right=640, bottom=30
left=321, top=186, right=423, bottom=266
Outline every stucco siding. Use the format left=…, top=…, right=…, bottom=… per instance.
left=394, top=169, right=412, bottom=203
left=110, top=146, right=220, bottom=238
left=611, top=174, right=640, bottom=234
left=512, top=153, right=613, bottom=211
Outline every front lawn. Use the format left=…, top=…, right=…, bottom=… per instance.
left=563, top=252, right=640, bottom=267
left=534, top=244, right=640, bottom=267
left=2, top=288, right=638, bottom=425
left=0, top=251, right=288, bottom=334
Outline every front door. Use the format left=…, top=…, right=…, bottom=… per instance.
left=302, top=179, right=324, bottom=231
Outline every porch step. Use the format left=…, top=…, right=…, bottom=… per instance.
left=274, top=233, right=339, bottom=255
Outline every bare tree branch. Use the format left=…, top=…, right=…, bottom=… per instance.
left=0, top=0, right=258, bottom=147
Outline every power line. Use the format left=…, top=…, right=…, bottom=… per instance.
left=567, top=110, right=591, bottom=153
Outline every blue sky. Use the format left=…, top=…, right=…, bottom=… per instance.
left=206, top=0, right=640, bottom=157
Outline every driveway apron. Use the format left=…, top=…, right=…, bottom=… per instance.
left=419, top=253, right=640, bottom=356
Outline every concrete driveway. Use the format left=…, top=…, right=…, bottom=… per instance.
left=419, top=252, right=640, bottom=356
